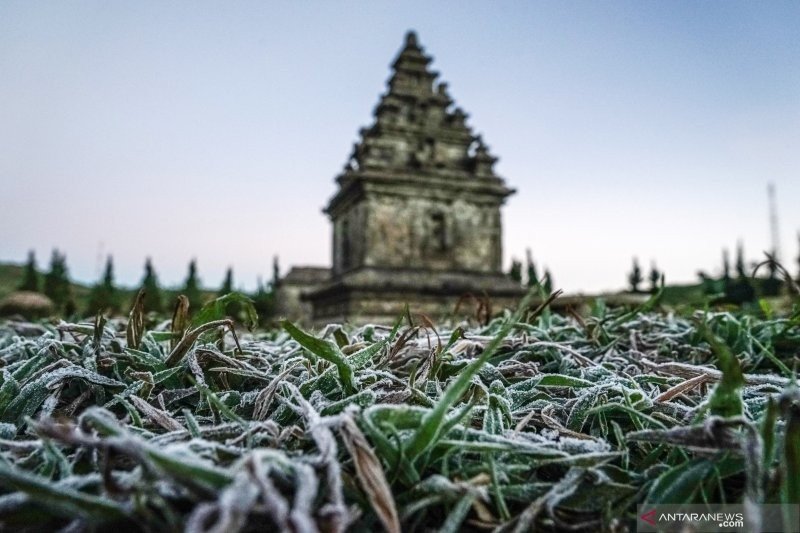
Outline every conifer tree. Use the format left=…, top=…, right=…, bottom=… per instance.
left=525, top=249, right=539, bottom=288
left=139, top=258, right=163, bottom=313
left=648, top=263, right=661, bottom=293
left=19, top=250, right=39, bottom=292
left=182, top=259, right=203, bottom=312
left=628, top=258, right=643, bottom=293
left=797, top=233, right=800, bottom=282
left=43, top=250, right=71, bottom=310
left=763, top=252, right=781, bottom=296
left=219, top=267, right=234, bottom=295
left=722, top=248, right=731, bottom=281
left=543, top=269, right=553, bottom=293
left=218, top=267, right=242, bottom=320
left=735, top=242, right=747, bottom=278
left=509, top=259, right=522, bottom=284
left=252, top=276, right=274, bottom=326
left=271, top=256, right=280, bottom=289
left=725, top=242, right=755, bottom=304
left=87, top=256, right=118, bottom=315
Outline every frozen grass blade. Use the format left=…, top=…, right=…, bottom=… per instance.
left=283, top=320, right=357, bottom=394
left=170, top=295, right=190, bottom=350
left=0, top=286, right=797, bottom=530
left=164, top=319, right=238, bottom=367
left=126, top=289, right=145, bottom=350
left=0, top=462, right=128, bottom=521
left=340, top=413, right=400, bottom=533
left=403, top=289, right=539, bottom=461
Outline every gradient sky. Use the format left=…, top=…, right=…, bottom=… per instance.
left=1, top=1, right=798, bottom=293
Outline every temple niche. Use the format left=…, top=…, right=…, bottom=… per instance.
left=288, top=31, right=523, bottom=324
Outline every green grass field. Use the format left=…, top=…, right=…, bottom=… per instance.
left=0, top=264, right=29, bottom=300
left=0, top=290, right=798, bottom=531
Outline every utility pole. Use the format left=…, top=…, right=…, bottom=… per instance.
left=768, top=182, right=781, bottom=262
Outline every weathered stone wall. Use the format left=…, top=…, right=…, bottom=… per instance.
left=310, top=289, right=522, bottom=327
left=274, top=283, right=311, bottom=323
left=361, top=195, right=502, bottom=273
left=332, top=202, right=367, bottom=275
left=274, top=267, right=331, bottom=324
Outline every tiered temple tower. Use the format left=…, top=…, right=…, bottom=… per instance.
left=305, top=31, right=523, bottom=324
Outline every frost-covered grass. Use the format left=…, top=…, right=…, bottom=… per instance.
left=0, top=292, right=798, bottom=532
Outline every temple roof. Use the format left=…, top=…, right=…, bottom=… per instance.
left=339, top=31, right=506, bottom=183
left=280, top=266, right=331, bottom=286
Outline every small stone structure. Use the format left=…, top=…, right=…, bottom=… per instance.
left=280, top=31, right=524, bottom=325
left=274, top=266, right=331, bottom=323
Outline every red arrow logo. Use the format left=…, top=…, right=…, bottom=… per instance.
left=640, top=509, right=657, bottom=526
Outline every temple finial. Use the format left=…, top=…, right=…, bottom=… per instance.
left=405, top=30, right=418, bottom=47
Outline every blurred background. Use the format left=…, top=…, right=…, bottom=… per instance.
left=1, top=1, right=798, bottom=301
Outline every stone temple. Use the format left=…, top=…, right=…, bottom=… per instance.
left=277, top=31, right=524, bottom=325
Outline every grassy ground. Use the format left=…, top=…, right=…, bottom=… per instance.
left=0, top=264, right=28, bottom=300
left=0, top=291, right=798, bottom=532
left=0, top=263, right=93, bottom=307
left=659, top=282, right=706, bottom=306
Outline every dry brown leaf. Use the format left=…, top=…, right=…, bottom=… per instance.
left=340, top=415, right=400, bottom=533
left=129, top=395, right=183, bottom=432
left=164, top=319, right=235, bottom=367
left=171, top=295, right=190, bottom=350
left=126, top=288, right=146, bottom=350
left=654, top=373, right=709, bottom=402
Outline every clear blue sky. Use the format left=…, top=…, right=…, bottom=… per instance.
left=1, top=1, right=798, bottom=293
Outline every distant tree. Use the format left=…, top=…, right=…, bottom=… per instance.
left=509, top=259, right=522, bottom=284
left=182, top=259, right=203, bottom=312
left=726, top=277, right=755, bottom=305
left=251, top=258, right=279, bottom=327
left=19, top=250, right=39, bottom=292
left=252, top=276, right=275, bottom=326
left=762, top=253, right=781, bottom=297
left=218, top=266, right=243, bottom=320
left=648, top=263, right=661, bottom=293
left=722, top=243, right=755, bottom=305
left=628, top=258, right=643, bottom=293
left=139, top=258, right=163, bottom=313
left=43, top=250, right=71, bottom=311
left=542, top=269, right=553, bottom=293
left=735, top=242, right=747, bottom=278
left=525, top=249, right=539, bottom=288
left=271, top=256, right=280, bottom=289
left=219, top=267, right=234, bottom=295
left=87, top=256, right=119, bottom=315
left=722, top=248, right=731, bottom=281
